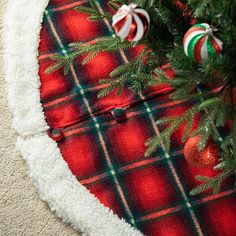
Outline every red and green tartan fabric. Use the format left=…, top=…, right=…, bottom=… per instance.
left=38, top=0, right=236, bottom=235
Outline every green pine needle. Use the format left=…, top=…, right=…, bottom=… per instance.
left=43, top=0, right=236, bottom=195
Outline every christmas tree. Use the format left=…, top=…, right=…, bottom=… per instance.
left=46, top=0, right=236, bottom=195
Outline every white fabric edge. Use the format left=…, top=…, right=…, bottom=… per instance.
left=16, top=135, right=143, bottom=236
left=3, top=0, right=143, bottom=235
left=3, top=0, right=49, bottom=136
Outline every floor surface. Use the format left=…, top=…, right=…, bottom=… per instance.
left=0, top=1, right=79, bottom=235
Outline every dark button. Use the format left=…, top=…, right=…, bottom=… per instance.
left=111, top=108, right=126, bottom=123
left=47, top=128, right=64, bottom=142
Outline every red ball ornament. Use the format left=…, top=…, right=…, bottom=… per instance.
left=112, top=3, right=150, bottom=42
left=184, top=136, right=219, bottom=168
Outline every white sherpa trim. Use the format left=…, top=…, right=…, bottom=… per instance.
left=17, top=135, right=142, bottom=236
left=3, top=0, right=143, bottom=235
left=4, top=0, right=49, bottom=136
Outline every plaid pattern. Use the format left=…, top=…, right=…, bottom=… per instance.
left=38, top=1, right=236, bottom=235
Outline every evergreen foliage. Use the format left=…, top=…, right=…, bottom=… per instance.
left=46, top=0, right=236, bottom=195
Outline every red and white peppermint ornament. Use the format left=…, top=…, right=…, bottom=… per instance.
left=112, top=3, right=150, bottom=42
left=183, top=23, right=223, bottom=63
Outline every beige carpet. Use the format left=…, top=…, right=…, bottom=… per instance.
left=0, top=1, right=80, bottom=235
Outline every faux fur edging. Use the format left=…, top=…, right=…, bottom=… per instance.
left=3, top=0, right=143, bottom=235
left=3, top=0, right=49, bottom=136
left=17, top=135, right=143, bottom=236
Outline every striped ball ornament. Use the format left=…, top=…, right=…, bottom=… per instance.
left=112, top=3, right=150, bottom=42
left=183, top=23, right=223, bottom=62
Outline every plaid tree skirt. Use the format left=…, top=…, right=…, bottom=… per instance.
left=38, top=0, right=236, bottom=235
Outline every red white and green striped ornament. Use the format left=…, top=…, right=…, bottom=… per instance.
left=112, top=3, right=150, bottom=42
left=183, top=23, right=223, bottom=63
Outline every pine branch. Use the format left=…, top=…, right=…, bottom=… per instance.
left=190, top=149, right=236, bottom=195
left=145, top=104, right=199, bottom=157
left=98, top=72, right=130, bottom=97
left=189, top=170, right=233, bottom=195
left=45, top=36, right=138, bottom=75
left=43, top=0, right=236, bottom=196
left=82, top=52, right=99, bottom=65
left=76, top=0, right=112, bottom=20
left=97, top=48, right=156, bottom=97
left=108, top=0, right=122, bottom=11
